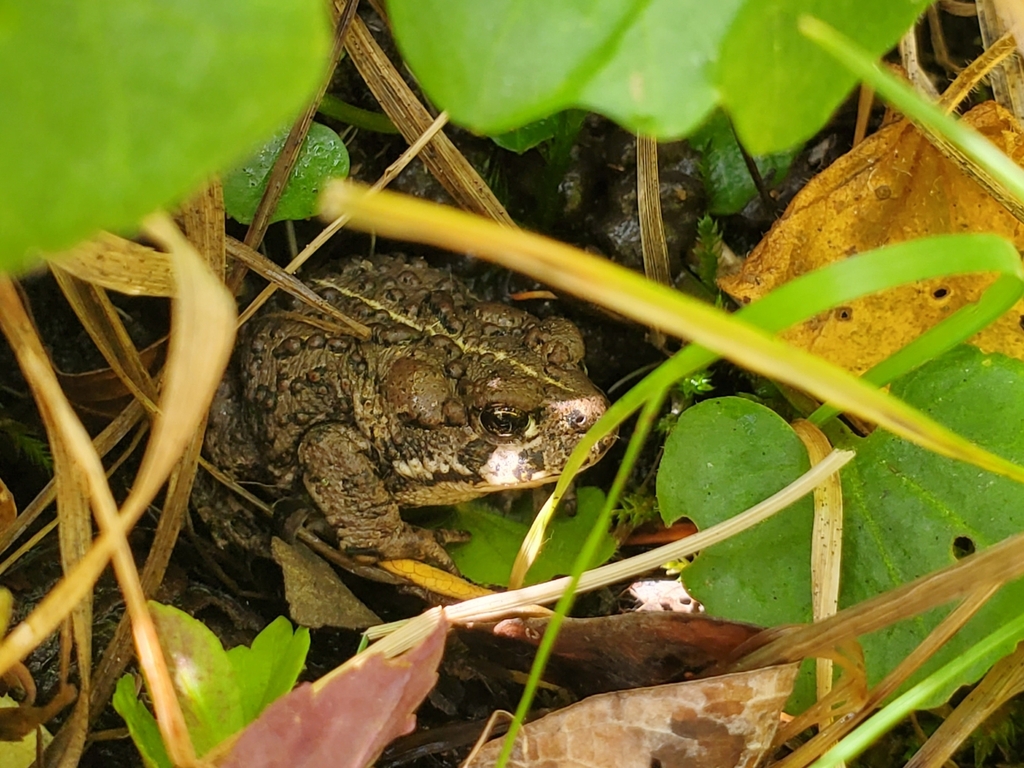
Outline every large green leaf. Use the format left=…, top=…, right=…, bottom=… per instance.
left=659, top=347, right=1024, bottom=709
left=0, top=0, right=330, bottom=271
left=388, top=0, right=928, bottom=150
left=388, top=0, right=645, bottom=135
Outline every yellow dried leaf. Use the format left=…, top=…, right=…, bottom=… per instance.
left=379, top=559, right=494, bottom=600
left=719, top=101, right=1024, bottom=374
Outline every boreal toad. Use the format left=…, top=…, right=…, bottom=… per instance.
left=204, top=254, right=612, bottom=569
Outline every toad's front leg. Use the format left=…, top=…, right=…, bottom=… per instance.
left=298, top=422, right=456, bottom=571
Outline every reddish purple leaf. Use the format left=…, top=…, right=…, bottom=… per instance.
left=219, top=615, right=447, bottom=768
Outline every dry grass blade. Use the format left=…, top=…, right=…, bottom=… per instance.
left=978, top=0, right=1024, bottom=121
left=91, top=187, right=228, bottom=724
left=344, top=14, right=514, bottom=225
left=792, top=420, right=844, bottom=706
left=636, top=136, right=671, bottom=287
left=0, top=213, right=234, bottom=766
left=49, top=386, right=95, bottom=768
left=180, top=181, right=226, bottom=278
left=774, top=585, right=998, bottom=768
left=899, top=25, right=939, bottom=99
left=130, top=214, right=234, bottom=517
left=226, top=237, right=370, bottom=337
left=937, top=31, right=1016, bottom=113
left=236, top=110, right=451, bottom=325
left=0, top=278, right=193, bottom=764
left=904, top=637, right=1024, bottom=767
left=51, top=233, right=175, bottom=297
left=637, top=135, right=670, bottom=348
left=90, top=430, right=207, bottom=724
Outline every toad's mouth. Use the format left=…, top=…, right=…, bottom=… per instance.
left=477, top=438, right=609, bottom=488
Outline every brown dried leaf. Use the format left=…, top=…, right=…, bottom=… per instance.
left=719, top=101, right=1024, bottom=374
left=466, top=664, right=799, bottom=768
left=271, top=537, right=380, bottom=630
left=461, top=613, right=764, bottom=698
left=216, top=612, right=447, bottom=768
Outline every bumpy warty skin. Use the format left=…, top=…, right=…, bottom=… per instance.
left=204, top=254, right=613, bottom=569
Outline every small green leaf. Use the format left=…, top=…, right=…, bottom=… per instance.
left=226, top=617, right=310, bottom=723
left=149, top=601, right=244, bottom=756
left=491, top=111, right=584, bottom=155
left=690, top=110, right=800, bottom=215
left=222, top=122, right=350, bottom=225
left=0, top=0, right=330, bottom=271
left=113, top=675, right=172, bottom=768
left=443, top=487, right=617, bottom=587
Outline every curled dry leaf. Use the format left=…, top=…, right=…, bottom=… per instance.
left=270, top=537, right=380, bottom=630
left=719, top=101, right=1024, bottom=373
left=0, top=477, right=15, bottom=537
left=0, top=683, right=77, bottom=742
left=218, top=611, right=447, bottom=768
left=55, top=337, right=165, bottom=411
left=465, top=664, right=799, bottom=768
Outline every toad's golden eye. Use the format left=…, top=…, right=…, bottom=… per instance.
left=480, top=405, right=531, bottom=438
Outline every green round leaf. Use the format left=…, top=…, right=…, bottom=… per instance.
left=389, top=0, right=645, bottom=134
left=657, top=396, right=813, bottom=623
left=223, top=122, right=350, bottom=225
left=0, top=0, right=330, bottom=271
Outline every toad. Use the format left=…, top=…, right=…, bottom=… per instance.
left=204, top=254, right=613, bottom=570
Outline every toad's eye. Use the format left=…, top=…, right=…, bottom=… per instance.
left=480, top=405, right=531, bottom=438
